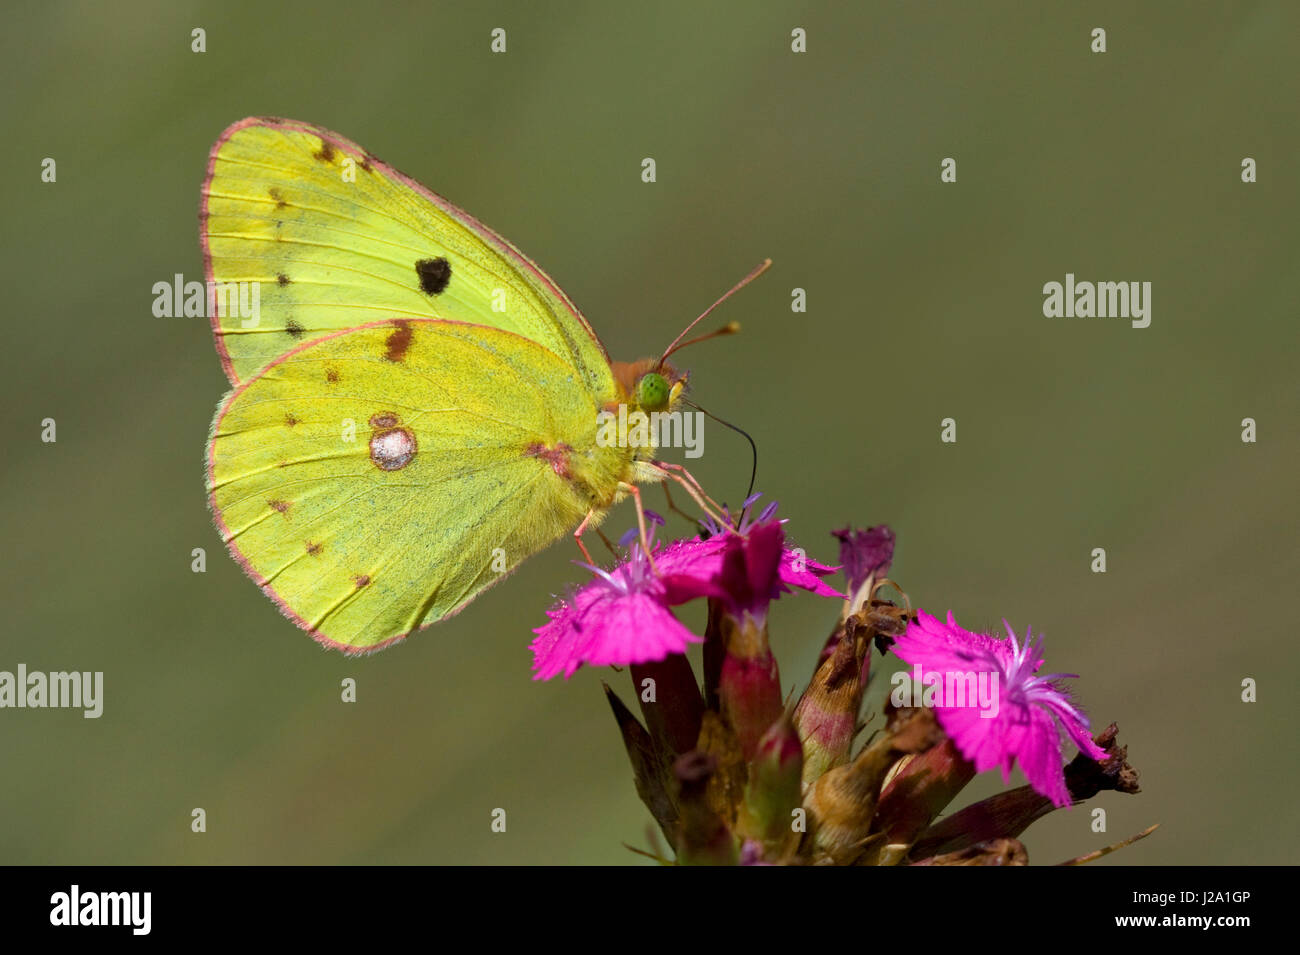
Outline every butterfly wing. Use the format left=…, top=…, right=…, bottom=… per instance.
left=207, top=318, right=626, bottom=653
left=201, top=116, right=611, bottom=394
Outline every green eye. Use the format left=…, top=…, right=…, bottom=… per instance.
left=636, top=372, right=670, bottom=411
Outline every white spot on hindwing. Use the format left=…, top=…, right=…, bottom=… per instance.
left=368, top=413, right=417, bottom=471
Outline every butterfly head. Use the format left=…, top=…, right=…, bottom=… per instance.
left=611, top=358, right=687, bottom=414
left=635, top=368, right=684, bottom=413
left=609, top=259, right=770, bottom=417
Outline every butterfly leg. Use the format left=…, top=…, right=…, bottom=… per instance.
left=573, top=510, right=598, bottom=565
left=661, top=482, right=699, bottom=528
left=617, top=481, right=658, bottom=574
left=573, top=510, right=622, bottom=564
left=651, top=461, right=726, bottom=525
left=594, top=525, right=620, bottom=558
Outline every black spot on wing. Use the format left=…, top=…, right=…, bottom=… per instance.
left=277, top=273, right=291, bottom=286
left=285, top=319, right=305, bottom=339
left=314, top=140, right=335, bottom=163
left=415, top=257, right=452, bottom=296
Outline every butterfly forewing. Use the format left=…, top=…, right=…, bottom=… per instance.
left=202, top=117, right=611, bottom=395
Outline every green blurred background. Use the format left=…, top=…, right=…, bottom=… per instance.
left=2, top=0, right=1296, bottom=864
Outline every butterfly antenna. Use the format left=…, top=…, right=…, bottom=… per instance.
left=670, top=320, right=741, bottom=353
left=657, top=258, right=772, bottom=368
left=682, top=399, right=758, bottom=500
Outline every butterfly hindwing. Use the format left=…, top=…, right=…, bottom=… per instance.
left=201, top=117, right=611, bottom=394
left=207, top=318, right=620, bottom=653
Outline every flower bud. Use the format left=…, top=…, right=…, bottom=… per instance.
left=737, top=711, right=804, bottom=860
left=805, top=707, right=942, bottom=865
left=794, top=615, right=870, bottom=786
left=867, top=735, right=977, bottom=864
left=717, top=611, right=783, bottom=761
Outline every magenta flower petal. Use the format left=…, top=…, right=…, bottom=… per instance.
left=530, top=531, right=709, bottom=681
left=695, top=494, right=842, bottom=598
left=530, top=584, right=703, bottom=681
left=529, top=601, right=590, bottom=681
left=656, top=537, right=841, bottom=604
left=715, top=521, right=784, bottom=617
left=581, top=593, right=700, bottom=666
left=779, top=547, right=844, bottom=598
left=891, top=610, right=1106, bottom=808
left=645, top=536, right=725, bottom=578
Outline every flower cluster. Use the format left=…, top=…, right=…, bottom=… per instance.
left=531, top=500, right=1149, bottom=865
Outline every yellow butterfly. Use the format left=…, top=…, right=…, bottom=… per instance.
left=202, top=118, right=760, bottom=653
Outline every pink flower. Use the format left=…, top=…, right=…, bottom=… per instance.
left=890, top=610, right=1107, bottom=807
left=529, top=533, right=715, bottom=681
left=530, top=497, right=841, bottom=680
left=687, top=495, right=844, bottom=605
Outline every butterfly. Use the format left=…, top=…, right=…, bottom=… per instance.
left=202, top=117, right=762, bottom=654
